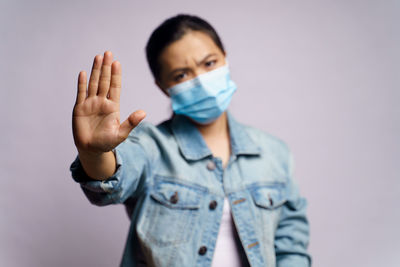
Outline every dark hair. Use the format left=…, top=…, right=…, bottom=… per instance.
left=145, top=14, right=225, bottom=81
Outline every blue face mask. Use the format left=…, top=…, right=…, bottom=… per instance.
left=166, top=64, right=237, bottom=124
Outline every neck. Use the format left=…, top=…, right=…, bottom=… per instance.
left=194, top=112, right=231, bottom=167
left=195, top=112, right=229, bottom=139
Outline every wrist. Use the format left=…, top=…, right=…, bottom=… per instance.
left=77, top=150, right=116, bottom=180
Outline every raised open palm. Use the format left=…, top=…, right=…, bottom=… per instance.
left=73, top=51, right=145, bottom=154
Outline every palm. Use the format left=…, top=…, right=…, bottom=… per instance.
left=73, top=51, right=145, bottom=154
left=74, top=96, right=121, bottom=152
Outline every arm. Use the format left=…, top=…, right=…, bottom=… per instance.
left=275, top=152, right=312, bottom=267
left=70, top=51, right=147, bottom=205
left=70, top=130, right=152, bottom=206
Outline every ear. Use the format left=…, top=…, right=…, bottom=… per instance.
left=156, top=80, right=170, bottom=97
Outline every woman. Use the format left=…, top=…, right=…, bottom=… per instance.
left=70, top=14, right=311, bottom=267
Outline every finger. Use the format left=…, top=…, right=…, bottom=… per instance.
left=98, top=51, right=113, bottom=97
left=119, top=110, right=146, bottom=140
left=76, top=71, right=87, bottom=104
left=108, top=61, right=121, bottom=102
left=88, top=55, right=103, bottom=97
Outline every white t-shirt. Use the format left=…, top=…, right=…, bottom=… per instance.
left=211, top=198, right=245, bottom=266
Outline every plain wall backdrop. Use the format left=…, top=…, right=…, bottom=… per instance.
left=1, top=0, right=399, bottom=266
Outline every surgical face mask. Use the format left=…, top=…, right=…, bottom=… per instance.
left=166, top=64, right=237, bottom=124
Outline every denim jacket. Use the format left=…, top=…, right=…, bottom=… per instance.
left=70, top=112, right=311, bottom=267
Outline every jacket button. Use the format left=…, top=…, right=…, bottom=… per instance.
left=207, top=161, right=216, bottom=171
left=209, top=200, right=217, bottom=210
left=198, top=246, right=207, bottom=255
left=268, top=193, right=274, bottom=206
left=170, top=191, right=179, bottom=204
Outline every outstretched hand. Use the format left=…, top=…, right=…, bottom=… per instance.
left=72, top=51, right=146, bottom=154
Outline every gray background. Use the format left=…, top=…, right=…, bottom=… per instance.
left=1, top=0, right=399, bottom=266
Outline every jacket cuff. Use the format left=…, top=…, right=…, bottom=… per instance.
left=69, top=149, right=123, bottom=194
left=277, top=254, right=311, bottom=267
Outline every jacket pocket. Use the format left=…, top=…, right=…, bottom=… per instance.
left=137, top=177, right=206, bottom=247
left=250, top=183, right=287, bottom=209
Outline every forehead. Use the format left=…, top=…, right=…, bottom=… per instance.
left=159, top=31, right=222, bottom=68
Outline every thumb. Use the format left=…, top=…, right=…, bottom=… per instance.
left=119, top=110, right=146, bottom=140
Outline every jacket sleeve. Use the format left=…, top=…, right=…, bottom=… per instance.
left=275, top=151, right=312, bottom=267
left=69, top=122, right=156, bottom=206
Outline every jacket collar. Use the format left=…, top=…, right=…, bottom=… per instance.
left=170, top=111, right=261, bottom=161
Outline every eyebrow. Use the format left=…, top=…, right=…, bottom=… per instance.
left=168, top=53, right=218, bottom=78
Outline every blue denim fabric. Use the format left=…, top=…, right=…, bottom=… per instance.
left=70, top=112, right=311, bottom=267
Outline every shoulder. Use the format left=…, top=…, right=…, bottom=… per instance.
left=126, top=119, right=172, bottom=140
left=122, top=119, right=175, bottom=151
left=116, top=120, right=173, bottom=161
left=241, top=123, right=291, bottom=159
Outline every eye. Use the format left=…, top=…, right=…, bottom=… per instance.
left=174, top=72, right=187, bottom=82
left=205, top=60, right=217, bottom=68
